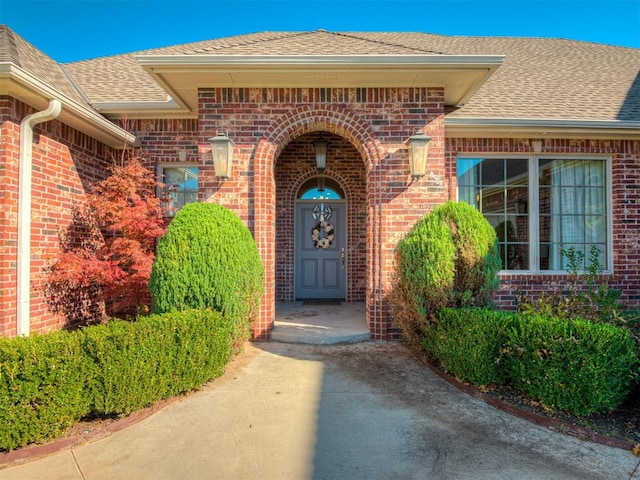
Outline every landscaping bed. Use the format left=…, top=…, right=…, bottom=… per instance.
left=462, top=366, right=640, bottom=448
left=438, top=361, right=640, bottom=449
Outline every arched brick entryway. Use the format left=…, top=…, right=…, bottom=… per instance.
left=275, top=133, right=366, bottom=303
left=198, top=87, right=446, bottom=341
left=251, top=105, right=386, bottom=339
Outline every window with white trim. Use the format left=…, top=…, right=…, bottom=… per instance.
left=158, top=165, right=198, bottom=215
left=457, top=156, right=610, bottom=272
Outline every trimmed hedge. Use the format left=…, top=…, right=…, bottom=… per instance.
left=0, top=309, right=242, bottom=451
left=422, top=308, right=639, bottom=415
left=423, top=308, right=514, bottom=385
left=0, top=332, right=91, bottom=451
left=149, top=203, right=264, bottom=336
left=503, top=314, right=639, bottom=415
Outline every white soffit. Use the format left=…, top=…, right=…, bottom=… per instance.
left=135, top=54, right=505, bottom=114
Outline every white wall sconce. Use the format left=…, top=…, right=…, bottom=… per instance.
left=407, top=133, right=432, bottom=178
left=314, top=138, right=328, bottom=172
left=208, top=132, right=235, bottom=179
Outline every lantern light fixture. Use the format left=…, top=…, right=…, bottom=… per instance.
left=208, top=131, right=235, bottom=179
left=407, top=133, right=432, bottom=178
left=314, top=138, right=328, bottom=172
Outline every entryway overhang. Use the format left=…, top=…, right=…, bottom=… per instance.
left=134, top=54, right=505, bottom=116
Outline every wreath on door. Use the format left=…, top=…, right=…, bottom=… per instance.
left=311, top=221, right=335, bottom=249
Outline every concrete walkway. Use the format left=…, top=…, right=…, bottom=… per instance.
left=1, top=341, right=636, bottom=480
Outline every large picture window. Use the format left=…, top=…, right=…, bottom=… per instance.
left=457, top=156, right=609, bottom=272
left=159, top=165, right=198, bottom=215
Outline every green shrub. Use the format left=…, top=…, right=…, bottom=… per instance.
left=503, top=314, right=639, bottom=415
left=391, top=201, right=500, bottom=346
left=81, top=320, right=167, bottom=415
left=517, top=246, right=640, bottom=359
left=0, top=309, right=242, bottom=451
left=397, top=210, right=455, bottom=326
left=82, top=309, right=238, bottom=415
left=0, top=332, right=91, bottom=450
left=149, top=203, right=264, bottom=337
left=433, top=201, right=501, bottom=306
left=423, top=308, right=514, bottom=385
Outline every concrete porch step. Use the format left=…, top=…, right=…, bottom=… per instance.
left=272, top=301, right=370, bottom=345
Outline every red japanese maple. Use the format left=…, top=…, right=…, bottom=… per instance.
left=47, top=157, right=167, bottom=320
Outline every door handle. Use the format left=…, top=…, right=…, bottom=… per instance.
left=341, top=248, right=345, bottom=269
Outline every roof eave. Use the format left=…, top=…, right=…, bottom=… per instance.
left=0, top=63, right=137, bottom=148
left=92, top=100, right=194, bottom=120
left=134, top=54, right=505, bottom=113
left=445, top=117, right=640, bottom=140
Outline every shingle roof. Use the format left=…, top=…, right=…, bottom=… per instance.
left=3, top=27, right=640, bottom=122
left=356, top=32, right=640, bottom=121
left=0, top=25, right=88, bottom=105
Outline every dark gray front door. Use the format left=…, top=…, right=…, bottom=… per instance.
left=295, top=202, right=346, bottom=300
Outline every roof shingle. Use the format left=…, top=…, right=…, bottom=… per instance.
left=0, top=25, right=88, bottom=105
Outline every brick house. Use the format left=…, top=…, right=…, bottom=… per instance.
left=1, top=27, right=639, bottom=339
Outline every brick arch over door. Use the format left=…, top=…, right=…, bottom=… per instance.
left=275, top=135, right=367, bottom=304
left=251, top=105, right=386, bottom=339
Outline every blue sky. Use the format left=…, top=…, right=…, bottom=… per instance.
left=1, top=0, right=639, bottom=63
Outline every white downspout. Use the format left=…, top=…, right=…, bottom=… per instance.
left=17, top=99, right=62, bottom=336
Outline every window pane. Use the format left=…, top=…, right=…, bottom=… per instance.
left=300, top=187, right=342, bottom=200
left=481, top=159, right=505, bottom=186
left=482, top=190, right=505, bottom=213
left=458, top=185, right=479, bottom=208
left=162, top=166, right=198, bottom=214
left=506, top=244, right=529, bottom=270
left=538, top=159, right=607, bottom=270
left=297, top=177, right=345, bottom=199
left=457, top=158, right=482, bottom=187
left=506, top=160, right=528, bottom=182
left=585, top=187, right=606, bottom=214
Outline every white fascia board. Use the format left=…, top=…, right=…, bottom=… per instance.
left=92, top=100, right=192, bottom=119
left=0, top=63, right=136, bottom=147
left=445, top=117, right=640, bottom=139
left=136, top=54, right=505, bottom=68
left=447, top=118, right=640, bottom=129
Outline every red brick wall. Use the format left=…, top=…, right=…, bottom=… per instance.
left=0, top=97, right=113, bottom=337
left=128, top=119, right=200, bottom=168
left=447, top=137, right=640, bottom=310
left=0, top=99, right=19, bottom=337
left=190, top=87, right=446, bottom=339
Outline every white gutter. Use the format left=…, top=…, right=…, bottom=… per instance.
left=445, top=117, right=640, bottom=139
left=136, top=54, right=506, bottom=67
left=446, top=118, right=640, bottom=129
left=17, top=99, right=62, bottom=336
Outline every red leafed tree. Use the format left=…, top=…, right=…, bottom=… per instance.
left=46, top=156, right=168, bottom=322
